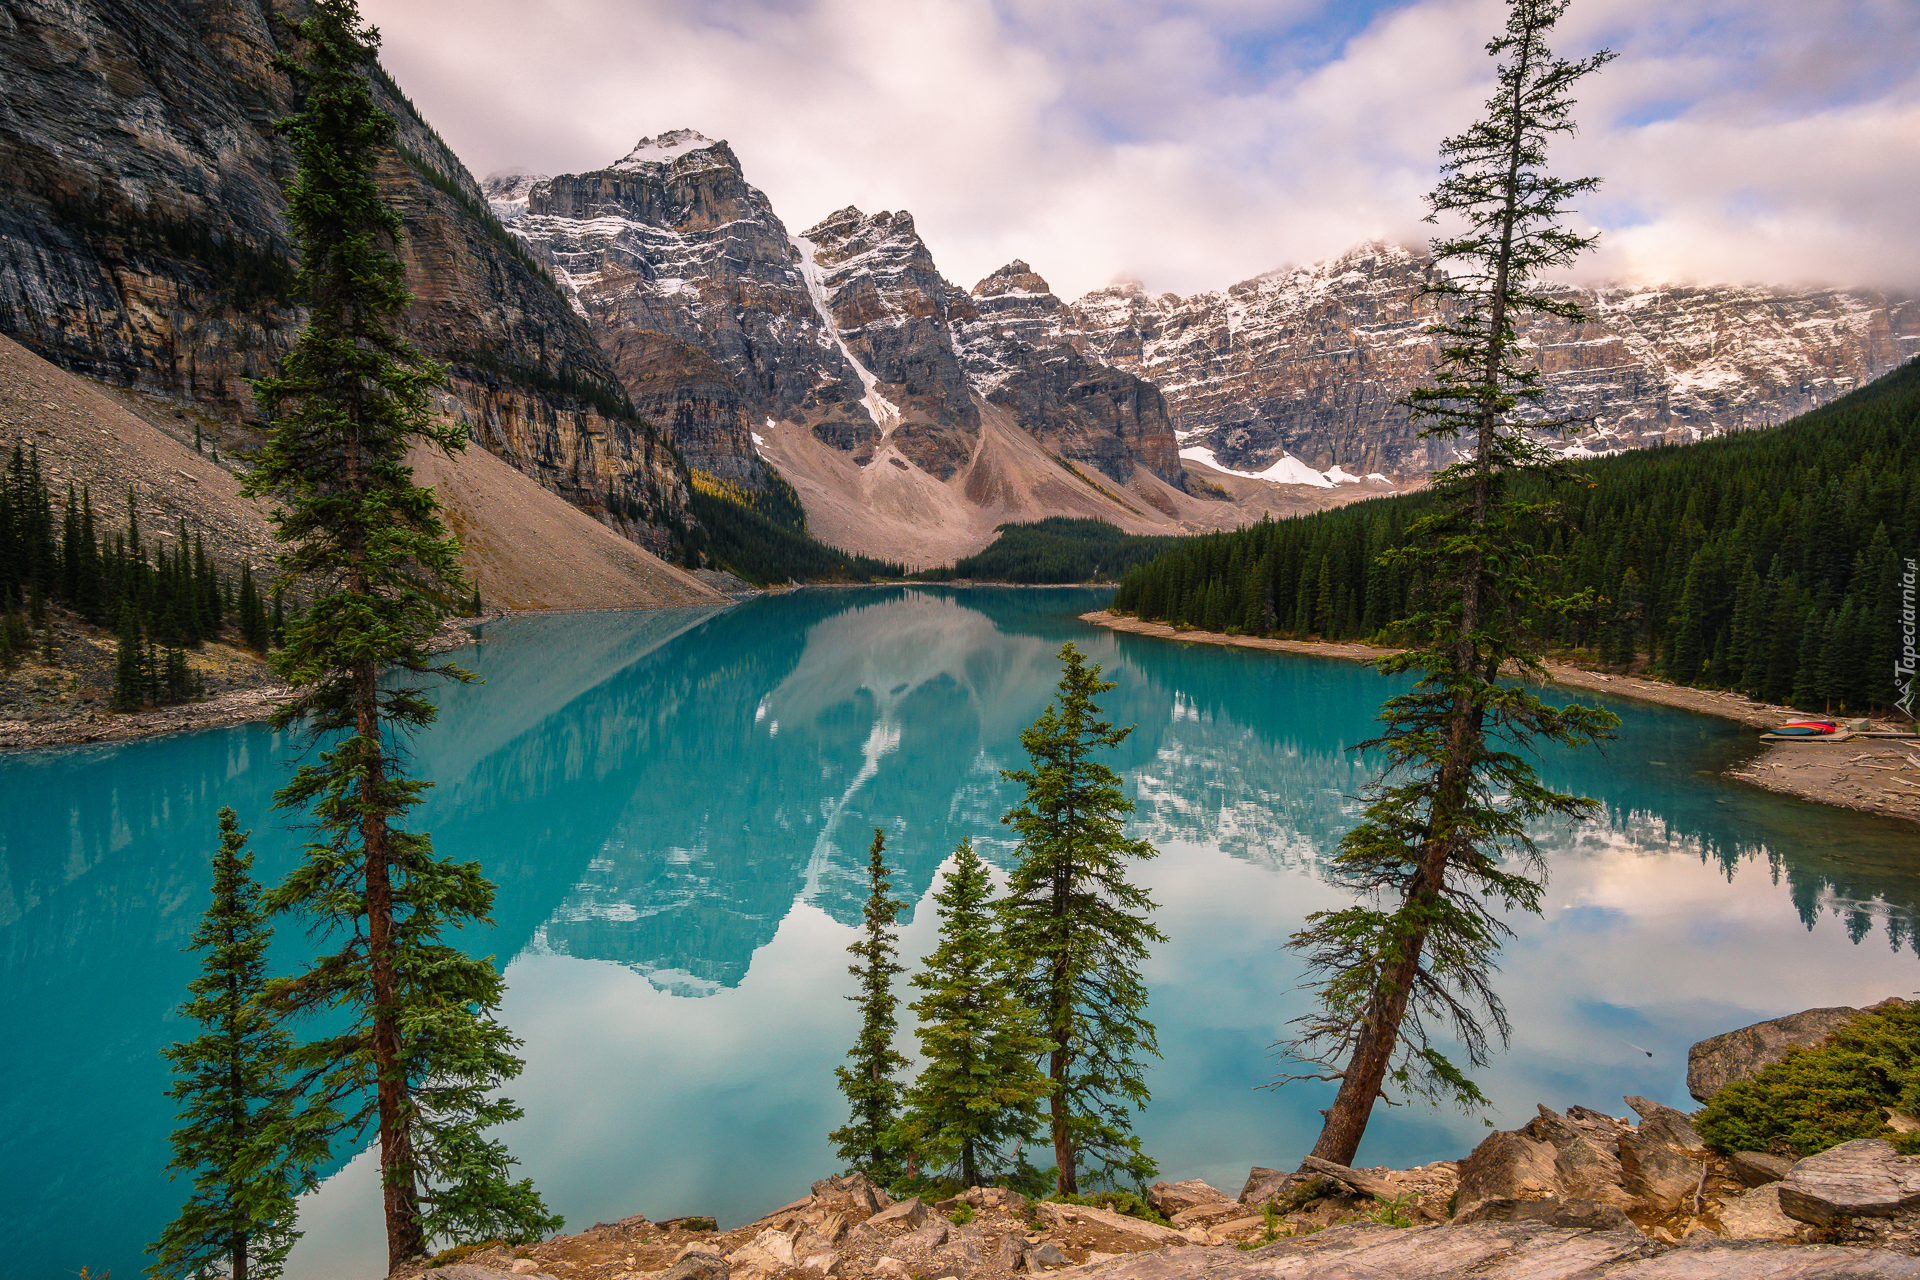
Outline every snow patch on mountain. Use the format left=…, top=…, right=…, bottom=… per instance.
left=1076, top=239, right=1919, bottom=480
left=791, top=234, right=901, bottom=433
left=1180, top=445, right=1336, bottom=488
left=612, top=129, right=717, bottom=170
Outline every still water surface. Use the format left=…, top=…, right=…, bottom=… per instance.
left=3, top=587, right=1917, bottom=1279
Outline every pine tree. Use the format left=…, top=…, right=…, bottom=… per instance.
left=999, top=642, right=1163, bottom=1194
left=163, top=646, right=197, bottom=705
left=149, top=809, right=318, bottom=1280
left=1279, top=0, right=1619, bottom=1166
left=244, top=1, right=557, bottom=1266
left=830, top=829, right=909, bottom=1185
left=113, top=603, right=145, bottom=711
left=237, top=563, right=266, bottom=653
left=897, top=838, right=1051, bottom=1189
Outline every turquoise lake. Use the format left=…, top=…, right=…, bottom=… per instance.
left=4, top=585, right=1918, bottom=1279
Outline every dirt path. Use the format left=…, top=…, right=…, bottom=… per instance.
left=1081, top=610, right=1920, bottom=824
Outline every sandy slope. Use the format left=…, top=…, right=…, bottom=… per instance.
left=409, top=443, right=722, bottom=610
left=0, top=334, right=281, bottom=581
left=755, top=397, right=1383, bottom=570
left=0, top=334, right=723, bottom=612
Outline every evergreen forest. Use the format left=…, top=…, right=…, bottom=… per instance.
left=1110, top=357, right=1920, bottom=715
left=688, top=469, right=905, bottom=584
left=917, top=518, right=1182, bottom=584
left=0, top=441, right=276, bottom=706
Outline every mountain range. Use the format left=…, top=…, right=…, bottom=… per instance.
left=2, top=0, right=1914, bottom=572
left=1073, top=244, right=1920, bottom=479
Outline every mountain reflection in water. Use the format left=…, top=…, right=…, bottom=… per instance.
left=2, top=586, right=1917, bottom=1280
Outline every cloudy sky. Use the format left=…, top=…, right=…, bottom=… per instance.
left=361, top=0, right=1919, bottom=302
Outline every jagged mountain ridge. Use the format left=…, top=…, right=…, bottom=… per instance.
left=954, top=260, right=1185, bottom=496
left=15, top=3, right=1904, bottom=579
left=1072, top=242, right=1920, bottom=479
left=491, top=133, right=1191, bottom=499
left=0, top=0, right=691, bottom=554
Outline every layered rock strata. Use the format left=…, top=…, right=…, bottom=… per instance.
left=796, top=206, right=980, bottom=480
left=1073, top=241, right=1920, bottom=481
left=0, top=0, right=690, bottom=551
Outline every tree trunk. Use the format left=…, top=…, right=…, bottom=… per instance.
left=361, top=655, right=426, bottom=1269
left=1049, top=819, right=1076, bottom=1195
left=1050, top=1043, right=1073, bottom=1194
left=1312, top=528, right=1486, bottom=1166
left=1306, top=941, right=1420, bottom=1165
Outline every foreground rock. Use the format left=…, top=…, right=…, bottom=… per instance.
left=408, top=1143, right=1920, bottom=1280
left=1070, top=1222, right=1920, bottom=1279
left=1778, top=1141, right=1920, bottom=1224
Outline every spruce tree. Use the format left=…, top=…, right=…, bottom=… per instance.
left=898, top=838, right=1051, bottom=1189
left=830, top=829, right=909, bottom=1185
left=149, top=809, right=317, bottom=1280
left=1279, top=0, right=1619, bottom=1166
left=244, top=0, right=557, bottom=1266
left=113, top=603, right=145, bottom=711
left=999, top=642, right=1163, bottom=1194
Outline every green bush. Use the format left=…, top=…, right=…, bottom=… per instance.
left=1047, top=1190, right=1170, bottom=1227
left=1697, top=1002, right=1920, bottom=1157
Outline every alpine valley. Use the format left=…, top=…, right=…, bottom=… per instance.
left=2, top=0, right=1916, bottom=573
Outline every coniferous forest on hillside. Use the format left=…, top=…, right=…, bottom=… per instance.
left=687, top=469, right=906, bottom=584
left=1110, top=358, right=1920, bottom=715
left=917, top=518, right=1182, bottom=584
left=0, top=442, right=269, bottom=706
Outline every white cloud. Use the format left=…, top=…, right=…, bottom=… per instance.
left=362, top=0, right=1920, bottom=300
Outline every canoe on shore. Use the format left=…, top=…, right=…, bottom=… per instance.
left=1770, top=721, right=1838, bottom=736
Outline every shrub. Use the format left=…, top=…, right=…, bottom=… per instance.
left=1046, top=1190, right=1170, bottom=1227
left=1696, top=1002, right=1920, bottom=1158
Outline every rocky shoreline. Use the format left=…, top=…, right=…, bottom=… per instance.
left=1080, top=610, right=1920, bottom=824
left=406, top=1002, right=1920, bottom=1280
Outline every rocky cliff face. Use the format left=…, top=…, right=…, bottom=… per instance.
left=1073, top=242, right=1920, bottom=480
left=496, top=131, right=866, bottom=482
left=795, top=205, right=981, bottom=479
left=954, top=260, right=1185, bottom=489
left=0, top=0, right=690, bottom=552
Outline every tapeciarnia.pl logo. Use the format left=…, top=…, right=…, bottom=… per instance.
left=1900, top=557, right=1918, bottom=719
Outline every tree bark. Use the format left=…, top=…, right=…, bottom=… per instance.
left=362, top=657, right=424, bottom=1267
left=1050, top=839, right=1075, bottom=1194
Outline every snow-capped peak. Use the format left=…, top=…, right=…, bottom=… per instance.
left=612, top=129, right=718, bottom=171
left=973, top=260, right=1052, bottom=299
